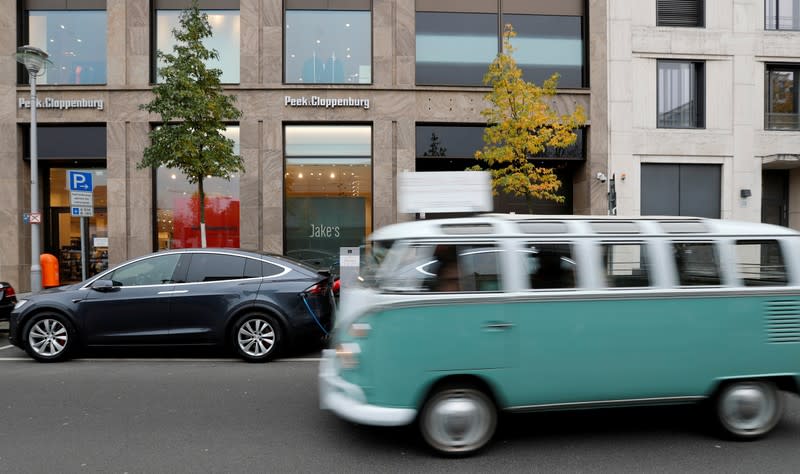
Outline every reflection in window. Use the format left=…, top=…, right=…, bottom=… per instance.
left=27, top=10, right=107, bottom=85
left=766, top=65, right=800, bottom=130
left=155, top=126, right=240, bottom=250
left=657, top=60, right=705, bottom=128
left=284, top=125, right=372, bottom=267
left=416, top=12, right=497, bottom=86
left=525, top=243, right=576, bottom=290
left=672, top=242, right=721, bottom=286
left=109, top=254, right=181, bottom=287
left=735, top=240, right=788, bottom=286
left=185, top=254, right=245, bottom=282
left=156, top=9, right=240, bottom=83
left=504, top=15, right=583, bottom=88
left=602, top=243, right=651, bottom=288
left=285, top=9, right=371, bottom=84
left=766, top=0, right=800, bottom=30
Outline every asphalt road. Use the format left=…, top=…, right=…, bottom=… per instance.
left=1, top=328, right=800, bottom=473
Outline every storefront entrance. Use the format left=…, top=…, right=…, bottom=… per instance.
left=44, top=167, right=108, bottom=284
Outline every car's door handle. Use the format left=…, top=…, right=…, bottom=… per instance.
left=157, top=290, right=189, bottom=295
left=483, top=322, right=514, bottom=330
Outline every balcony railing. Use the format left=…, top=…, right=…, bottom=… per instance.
left=766, top=113, right=800, bottom=130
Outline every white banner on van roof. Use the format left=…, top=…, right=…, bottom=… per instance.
left=398, top=171, right=492, bottom=214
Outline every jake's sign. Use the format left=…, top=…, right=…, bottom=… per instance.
left=284, top=95, right=369, bottom=110
left=19, top=97, right=104, bottom=111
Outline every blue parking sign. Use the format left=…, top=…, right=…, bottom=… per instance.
left=67, top=170, right=93, bottom=192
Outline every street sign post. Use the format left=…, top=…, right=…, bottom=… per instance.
left=67, top=170, right=94, bottom=281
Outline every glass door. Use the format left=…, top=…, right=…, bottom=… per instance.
left=45, top=168, right=108, bottom=284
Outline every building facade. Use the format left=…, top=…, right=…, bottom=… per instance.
left=608, top=0, right=800, bottom=226
left=1, top=0, right=607, bottom=292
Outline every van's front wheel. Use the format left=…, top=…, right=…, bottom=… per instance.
left=714, top=380, right=784, bottom=439
left=419, top=385, right=497, bottom=456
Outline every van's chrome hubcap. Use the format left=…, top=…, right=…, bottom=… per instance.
left=238, top=320, right=275, bottom=357
left=719, top=383, right=777, bottom=433
left=29, top=319, right=68, bottom=357
left=426, top=391, right=492, bottom=449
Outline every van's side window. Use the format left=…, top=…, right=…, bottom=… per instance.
left=672, top=242, right=721, bottom=286
left=602, top=243, right=650, bottom=288
left=735, top=240, right=788, bottom=286
left=426, top=244, right=502, bottom=292
left=525, top=243, right=576, bottom=290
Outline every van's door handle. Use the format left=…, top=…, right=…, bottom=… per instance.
left=483, top=322, right=514, bottom=330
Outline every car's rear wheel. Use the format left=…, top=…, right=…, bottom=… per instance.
left=419, top=384, right=497, bottom=456
left=23, top=313, right=75, bottom=362
left=232, top=314, right=282, bottom=362
left=714, top=380, right=784, bottom=439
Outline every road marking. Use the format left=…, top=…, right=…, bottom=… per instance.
left=0, top=345, right=14, bottom=351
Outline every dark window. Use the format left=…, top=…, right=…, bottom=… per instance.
left=524, top=243, right=576, bottom=290
left=735, top=240, right=788, bottom=286
left=602, top=243, right=651, bottom=288
left=108, top=254, right=181, bottom=287
left=641, top=163, right=721, bottom=218
left=185, top=253, right=246, bottom=282
left=658, top=60, right=705, bottom=128
left=656, top=0, right=705, bottom=27
left=262, top=262, right=284, bottom=277
left=672, top=242, right=721, bottom=286
left=243, top=258, right=262, bottom=278
left=765, top=64, right=800, bottom=130
left=766, top=0, right=800, bottom=30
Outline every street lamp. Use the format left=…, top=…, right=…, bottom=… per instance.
left=16, top=45, right=50, bottom=293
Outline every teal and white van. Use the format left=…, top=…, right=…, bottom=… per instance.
left=319, top=215, right=800, bottom=455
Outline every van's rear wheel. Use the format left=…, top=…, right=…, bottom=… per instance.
left=419, top=384, right=497, bottom=456
left=714, top=380, right=783, bottom=439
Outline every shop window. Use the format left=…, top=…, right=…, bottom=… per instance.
left=155, top=125, right=241, bottom=249
left=153, top=0, right=240, bottom=84
left=416, top=0, right=585, bottom=88
left=766, top=64, right=800, bottom=130
left=21, top=1, right=108, bottom=85
left=284, top=125, right=372, bottom=269
left=284, top=0, right=372, bottom=84
left=657, top=60, right=705, bottom=129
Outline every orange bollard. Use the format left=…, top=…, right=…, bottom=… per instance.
left=40, top=253, right=60, bottom=288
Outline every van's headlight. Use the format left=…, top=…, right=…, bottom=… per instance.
left=335, top=343, right=361, bottom=369
left=14, top=299, right=28, bottom=310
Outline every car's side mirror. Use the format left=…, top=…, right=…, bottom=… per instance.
left=91, top=279, right=119, bottom=292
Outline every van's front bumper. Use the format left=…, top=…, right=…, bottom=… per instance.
left=319, top=349, right=416, bottom=426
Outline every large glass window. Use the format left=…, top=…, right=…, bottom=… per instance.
left=25, top=9, right=107, bottom=85
left=155, top=5, right=240, bottom=83
left=657, top=60, right=705, bottom=128
left=284, top=1, right=371, bottom=84
left=416, top=2, right=585, bottom=88
left=284, top=125, right=372, bottom=268
left=766, top=64, right=800, bottom=130
left=766, top=0, right=800, bottom=30
left=416, top=11, right=498, bottom=86
left=155, top=126, right=240, bottom=250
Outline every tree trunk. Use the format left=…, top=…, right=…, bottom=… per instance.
left=199, top=177, right=207, bottom=248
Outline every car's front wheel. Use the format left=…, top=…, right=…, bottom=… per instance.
left=714, top=380, right=784, bottom=439
left=23, top=313, right=75, bottom=362
left=419, top=384, right=497, bottom=456
left=232, top=314, right=282, bottom=362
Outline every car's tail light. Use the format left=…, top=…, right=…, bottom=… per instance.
left=2, top=285, right=15, bottom=301
left=332, top=278, right=341, bottom=295
left=304, top=281, right=328, bottom=295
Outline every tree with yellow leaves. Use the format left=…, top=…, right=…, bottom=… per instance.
left=471, top=24, right=586, bottom=213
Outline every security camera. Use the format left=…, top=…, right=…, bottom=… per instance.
left=596, top=172, right=607, bottom=183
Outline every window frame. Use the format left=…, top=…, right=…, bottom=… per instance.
left=765, top=0, right=800, bottom=31
left=657, top=59, right=706, bottom=129
left=282, top=0, right=374, bottom=85
left=765, top=63, right=800, bottom=131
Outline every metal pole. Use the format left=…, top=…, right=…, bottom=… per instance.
left=80, top=217, right=87, bottom=281
left=29, top=72, right=42, bottom=292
